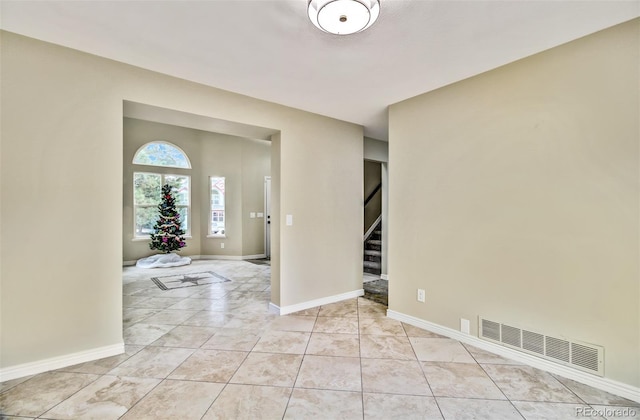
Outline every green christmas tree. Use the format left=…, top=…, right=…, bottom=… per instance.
left=149, top=184, right=187, bottom=253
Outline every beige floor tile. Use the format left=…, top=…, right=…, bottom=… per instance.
left=41, top=375, right=160, bottom=419
left=201, top=328, right=261, bottom=351
left=402, top=323, right=447, bottom=338
left=360, top=335, right=416, bottom=360
left=306, top=333, right=360, bottom=357
left=284, top=388, right=363, bottom=419
left=0, top=375, right=34, bottom=393
left=123, top=323, right=176, bottom=345
left=359, top=317, right=406, bottom=336
left=155, top=287, right=204, bottom=298
left=363, top=393, right=443, bottom=420
left=482, top=364, right=582, bottom=403
left=150, top=325, right=218, bottom=348
left=358, top=304, right=387, bottom=318
left=230, top=352, right=303, bottom=386
left=202, top=384, right=291, bottom=420
left=122, top=308, right=160, bottom=328
left=313, top=316, right=359, bottom=334
left=222, top=313, right=274, bottom=329
left=107, top=347, right=194, bottom=379
left=409, top=337, right=476, bottom=363
left=168, top=349, right=247, bottom=382
left=166, top=298, right=218, bottom=311
left=121, top=379, right=225, bottom=420
left=128, top=297, right=184, bottom=309
left=358, top=296, right=381, bottom=306
left=295, top=355, right=361, bottom=391
left=252, top=330, right=310, bottom=354
left=318, top=300, right=358, bottom=317
left=290, top=307, right=321, bottom=316
left=0, top=372, right=99, bottom=417
left=462, top=344, right=523, bottom=365
left=181, top=310, right=233, bottom=327
left=267, top=315, right=317, bottom=332
left=554, top=376, right=640, bottom=407
left=195, top=299, right=241, bottom=312
left=123, top=295, right=151, bottom=307
left=141, top=309, right=200, bottom=325
left=512, top=401, right=596, bottom=420
left=232, top=300, right=271, bottom=315
left=192, top=288, right=229, bottom=299
left=361, top=358, right=431, bottom=396
left=436, top=397, right=522, bottom=420
left=59, top=345, right=145, bottom=375
left=421, top=361, right=506, bottom=399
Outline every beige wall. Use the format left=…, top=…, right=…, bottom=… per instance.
left=389, top=19, right=639, bottom=387
left=0, top=31, right=363, bottom=370
left=122, top=118, right=270, bottom=262
left=241, top=139, right=271, bottom=256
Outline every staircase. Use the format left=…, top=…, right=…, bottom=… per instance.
left=364, top=221, right=382, bottom=275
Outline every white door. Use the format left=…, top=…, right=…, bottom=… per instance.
left=264, top=176, right=271, bottom=259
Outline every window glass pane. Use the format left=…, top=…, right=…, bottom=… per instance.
left=134, top=172, right=161, bottom=205
left=135, top=207, right=157, bottom=236
left=133, top=142, right=191, bottom=168
left=210, top=177, right=226, bottom=235
left=164, top=175, right=190, bottom=205
left=177, top=207, right=189, bottom=233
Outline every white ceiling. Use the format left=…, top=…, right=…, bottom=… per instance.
left=1, top=1, right=638, bottom=140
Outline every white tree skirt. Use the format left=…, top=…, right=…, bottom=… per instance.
left=136, top=253, right=192, bottom=269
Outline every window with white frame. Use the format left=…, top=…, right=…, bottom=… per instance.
left=210, top=177, right=226, bottom=236
left=134, top=172, right=191, bottom=238
left=132, top=141, right=191, bottom=238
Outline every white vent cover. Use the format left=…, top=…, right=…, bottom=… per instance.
left=479, top=317, right=604, bottom=376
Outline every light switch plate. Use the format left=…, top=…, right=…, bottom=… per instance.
left=250, top=212, right=256, bottom=218
left=286, top=214, right=293, bottom=226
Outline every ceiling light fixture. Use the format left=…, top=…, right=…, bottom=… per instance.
left=308, top=0, right=380, bottom=35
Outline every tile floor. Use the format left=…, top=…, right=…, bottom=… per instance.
left=2, top=260, right=639, bottom=419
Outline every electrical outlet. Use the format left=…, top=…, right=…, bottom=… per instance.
left=221, top=243, right=225, bottom=249
left=417, top=289, right=425, bottom=302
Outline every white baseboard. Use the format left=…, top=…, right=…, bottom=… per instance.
left=387, top=310, right=640, bottom=404
left=198, top=254, right=267, bottom=261
left=276, top=289, right=364, bottom=315
left=123, top=254, right=267, bottom=266
left=380, top=274, right=389, bottom=281
left=269, top=302, right=281, bottom=314
left=0, top=342, right=125, bottom=382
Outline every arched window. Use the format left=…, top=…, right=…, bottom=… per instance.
left=132, top=141, right=191, bottom=238
left=133, top=141, right=191, bottom=169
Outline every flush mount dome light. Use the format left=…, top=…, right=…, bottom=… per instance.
left=308, top=0, right=380, bottom=35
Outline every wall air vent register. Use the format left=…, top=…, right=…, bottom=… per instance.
left=479, top=317, right=604, bottom=376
